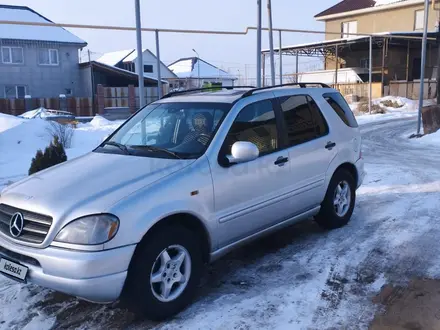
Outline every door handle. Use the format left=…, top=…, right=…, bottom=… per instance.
left=325, top=141, right=336, bottom=150
left=274, top=156, right=289, bottom=166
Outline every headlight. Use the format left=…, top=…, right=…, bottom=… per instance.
left=54, top=214, right=119, bottom=245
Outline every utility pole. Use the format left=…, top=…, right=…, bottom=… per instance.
left=417, top=0, right=429, bottom=135
left=155, top=30, right=162, bottom=98
left=369, top=36, right=373, bottom=115
left=279, top=30, right=283, bottom=85
left=88, top=49, right=95, bottom=114
left=135, top=0, right=145, bottom=108
left=267, top=0, right=276, bottom=86
left=192, top=49, right=201, bottom=87
left=256, top=0, right=262, bottom=87
left=436, top=0, right=440, bottom=105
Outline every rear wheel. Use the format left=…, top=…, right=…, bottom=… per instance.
left=122, top=225, right=203, bottom=321
left=315, top=169, right=356, bottom=229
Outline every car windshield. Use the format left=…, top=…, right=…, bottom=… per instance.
left=98, top=102, right=231, bottom=159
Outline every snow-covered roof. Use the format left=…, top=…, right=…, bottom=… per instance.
left=86, top=61, right=169, bottom=84
left=122, top=49, right=142, bottom=63
left=168, top=57, right=237, bottom=80
left=0, top=5, right=86, bottom=45
left=97, top=49, right=134, bottom=66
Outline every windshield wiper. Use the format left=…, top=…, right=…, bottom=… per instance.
left=130, top=145, right=182, bottom=159
left=102, top=141, right=131, bottom=155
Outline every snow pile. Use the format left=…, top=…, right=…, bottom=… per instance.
left=88, top=115, right=114, bottom=127
left=412, top=129, right=440, bottom=146
left=351, top=96, right=436, bottom=125
left=0, top=112, right=25, bottom=133
left=0, top=114, right=123, bottom=190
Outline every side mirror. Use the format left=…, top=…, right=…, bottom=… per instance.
left=227, top=141, right=259, bottom=164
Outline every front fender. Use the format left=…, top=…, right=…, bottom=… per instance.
left=104, top=156, right=216, bottom=250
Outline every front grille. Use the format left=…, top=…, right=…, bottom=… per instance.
left=0, top=204, right=53, bottom=244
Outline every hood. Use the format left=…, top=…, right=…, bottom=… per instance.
left=1, top=152, right=194, bottom=221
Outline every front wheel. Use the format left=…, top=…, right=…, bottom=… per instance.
left=122, top=225, right=203, bottom=321
left=315, top=169, right=356, bottom=229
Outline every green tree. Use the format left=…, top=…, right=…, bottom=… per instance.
left=28, top=149, right=45, bottom=175
left=28, top=137, right=68, bottom=175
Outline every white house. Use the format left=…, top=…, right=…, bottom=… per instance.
left=97, top=48, right=177, bottom=81
left=168, top=57, right=237, bottom=89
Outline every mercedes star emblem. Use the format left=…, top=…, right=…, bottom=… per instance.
left=9, top=212, right=24, bottom=238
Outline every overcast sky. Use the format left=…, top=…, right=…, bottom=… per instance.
left=5, top=0, right=336, bottom=80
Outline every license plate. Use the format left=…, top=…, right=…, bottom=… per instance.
left=0, top=258, right=28, bottom=282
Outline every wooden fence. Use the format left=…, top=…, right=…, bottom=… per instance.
left=388, top=81, right=437, bottom=100
left=0, top=84, right=169, bottom=117
left=0, top=97, right=94, bottom=116
left=99, top=85, right=168, bottom=109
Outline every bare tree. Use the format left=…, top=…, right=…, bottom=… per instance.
left=46, top=120, right=74, bottom=148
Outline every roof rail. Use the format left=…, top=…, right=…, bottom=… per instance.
left=241, top=82, right=331, bottom=98
left=161, top=86, right=256, bottom=99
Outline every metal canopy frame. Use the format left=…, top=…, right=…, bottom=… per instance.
left=263, top=33, right=438, bottom=58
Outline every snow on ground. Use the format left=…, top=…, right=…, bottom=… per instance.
left=411, top=128, right=440, bottom=146
left=0, top=105, right=439, bottom=329
left=0, top=114, right=122, bottom=190
left=351, top=96, right=436, bottom=125
left=0, top=112, right=25, bottom=132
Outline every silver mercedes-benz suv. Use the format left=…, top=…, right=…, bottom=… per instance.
left=0, top=83, right=364, bottom=320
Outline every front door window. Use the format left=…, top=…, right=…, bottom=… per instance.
left=222, top=99, right=279, bottom=157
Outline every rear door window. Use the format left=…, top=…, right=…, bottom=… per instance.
left=323, top=92, right=358, bottom=128
left=278, top=95, right=329, bottom=147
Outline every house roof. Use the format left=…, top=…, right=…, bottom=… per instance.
left=315, top=0, right=410, bottom=19
left=168, top=57, right=237, bottom=80
left=96, top=49, right=135, bottom=66
left=80, top=61, right=169, bottom=84
left=96, top=48, right=178, bottom=78
left=0, top=4, right=86, bottom=45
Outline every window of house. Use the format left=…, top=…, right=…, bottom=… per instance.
left=223, top=100, right=278, bottom=156
left=278, top=95, right=329, bottom=147
left=1, top=46, right=24, bottom=64
left=5, top=85, right=26, bottom=99
left=414, top=10, right=425, bottom=30
left=144, top=64, right=153, bottom=73
left=323, top=93, right=358, bottom=128
left=341, top=21, right=358, bottom=38
left=38, top=48, right=59, bottom=65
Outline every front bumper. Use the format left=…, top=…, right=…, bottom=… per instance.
left=355, top=157, right=366, bottom=189
left=0, top=234, right=136, bottom=303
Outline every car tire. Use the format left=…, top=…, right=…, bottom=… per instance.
left=122, top=225, right=203, bottom=321
left=315, top=169, right=356, bottom=230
